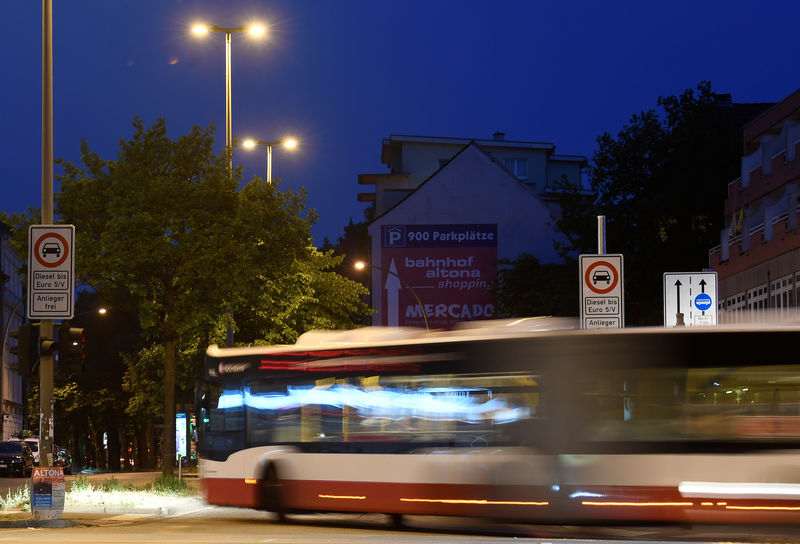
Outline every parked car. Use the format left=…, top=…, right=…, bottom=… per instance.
left=10, top=437, right=40, bottom=465
left=0, top=441, right=34, bottom=477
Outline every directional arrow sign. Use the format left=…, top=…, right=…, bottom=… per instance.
left=663, top=271, right=718, bottom=327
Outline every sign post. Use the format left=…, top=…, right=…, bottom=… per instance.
left=579, top=254, right=624, bottom=329
left=663, top=271, right=718, bottom=327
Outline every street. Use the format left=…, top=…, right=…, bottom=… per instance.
left=1, top=472, right=800, bottom=543
left=3, top=497, right=800, bottom=543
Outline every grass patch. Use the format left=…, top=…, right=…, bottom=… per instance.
left=99, top=476, right=135, bottom=492
left=71, top=475, right=91, bottom=492
left=0, top=475, right=198, bottom=511
left=151, top=475, right=191, bottom=495
left=0, top=484, right=29, bottom=511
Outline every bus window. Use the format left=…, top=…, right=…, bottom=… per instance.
left=684, top=365, right=800, bottom=440
left=196, top=381, right=245, bottom=460
left=243, top=371, right=543, bottom=448
left=578, top=367, right=689, bottom=442
left=578, top=364, right=800, bottom=443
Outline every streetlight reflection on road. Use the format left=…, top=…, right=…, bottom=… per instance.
left=191, top=21, right=267, bottom=175
left=242, top=138, right=298, bottom=183
left=354, top=261, right=430, bottom=331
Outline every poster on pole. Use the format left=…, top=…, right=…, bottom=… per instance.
left=31, top=466, right=65, bottom=520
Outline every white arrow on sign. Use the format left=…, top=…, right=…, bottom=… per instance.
left=384, top=258, right=401, bottom=327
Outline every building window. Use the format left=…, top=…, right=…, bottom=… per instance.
left=503, top=158, right=528, bottom=180
left=771, top=274, right=792, bottom=315
left=748, top=284, right=767, bottom=311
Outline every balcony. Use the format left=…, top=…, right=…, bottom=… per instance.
left=710, top=199, right=800, bottom=279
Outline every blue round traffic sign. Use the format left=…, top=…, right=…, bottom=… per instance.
left=694, top=293, right=712, bottom=311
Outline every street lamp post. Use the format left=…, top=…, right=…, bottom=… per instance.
left=242, top=138, right=297, bottom=183
left=191, top=22, right=266, bottom=176
left=354, top=261, right=430, bottom=331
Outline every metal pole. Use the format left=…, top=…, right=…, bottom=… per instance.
left=41, top=0, right=55, bottom=466
left=267, top=144, right=272, bottom=183
left=225, top=31, right=232, bottom=177
left=597, top=215, right=606, bottom=254
left=224, top=31, right=234, bottom=348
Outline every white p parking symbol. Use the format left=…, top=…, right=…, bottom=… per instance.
left=384, top=226, right=406, bottom=247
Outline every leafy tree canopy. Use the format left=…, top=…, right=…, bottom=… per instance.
left=552, top=82, right=746, bottom=324
left=490, top=254, right=577, bottom=318
left=55, top=116, right=371, bottom=472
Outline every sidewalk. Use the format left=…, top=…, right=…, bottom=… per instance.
left=0, top=496, right=208, bottom=528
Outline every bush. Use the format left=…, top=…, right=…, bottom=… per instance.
left=0, top=484, right=29, bottom=511
left=70, top=475, right=91, bottom=492
left=100, top=476, right=135, bottom=492
left=152, top=475, right=190, bottom=495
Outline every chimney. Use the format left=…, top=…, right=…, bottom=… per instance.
left=493, top=131, right=505, bottom=141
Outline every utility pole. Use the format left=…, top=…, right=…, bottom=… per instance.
left=40, top=0, right=55, bottom=466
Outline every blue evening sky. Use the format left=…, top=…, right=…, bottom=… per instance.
left=1, top=0, right=799, bottom=244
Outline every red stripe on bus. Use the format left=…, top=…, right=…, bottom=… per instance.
left=202, top=478, right=800, bottom=524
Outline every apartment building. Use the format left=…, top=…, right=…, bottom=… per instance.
left=709, top=88, right=800, bottom=319
left=359, top=132, right=584, bottom=215
left=359, top=133, right=585, bottom=329
left=0, top=221, right=25, bottom=439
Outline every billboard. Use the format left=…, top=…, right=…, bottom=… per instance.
left=380, top=224, right=497, bottom=329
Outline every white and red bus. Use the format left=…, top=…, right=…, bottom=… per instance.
left=197, top=319, right=800, bottom=525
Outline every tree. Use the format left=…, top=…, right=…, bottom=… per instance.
left=55, top=117, right=373, bottom=474
left=552, top=82, right=754, bottom=324
left=490, top=254, right=577, bottom=317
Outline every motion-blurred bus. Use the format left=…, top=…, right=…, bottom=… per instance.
left=196, top=318, right=800, bottom=524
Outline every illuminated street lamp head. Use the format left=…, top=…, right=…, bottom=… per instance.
left=191, top=23, right=210, bottom=36
left=98, top=308, right=107, bottom=315
left=247, top=23, right=267, bottom=37
left=354, top=261, right=367, bottom=270
left=242, top=137, right=299, bottom=149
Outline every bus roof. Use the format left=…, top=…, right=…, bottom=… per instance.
left=206, top=317, right=582, bottom=359
left=206, top=316, right=800, bottom=360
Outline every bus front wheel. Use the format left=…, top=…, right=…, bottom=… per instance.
left=262, top=464, right=285, bottom=522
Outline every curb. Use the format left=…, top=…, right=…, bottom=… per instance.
left=64, top=497, right=207, bottom=517
left=0, top=518, right=83, bottom=528
left=0, top=498, right=206, bottom=527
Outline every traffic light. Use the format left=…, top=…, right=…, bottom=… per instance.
left=40, top=336, right=58, bottom=357
left=9, top=324, right=35, bottom=379
left=58, top=324, right=86, bottom=377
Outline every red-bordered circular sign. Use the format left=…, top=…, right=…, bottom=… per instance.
left=33, top=232, right=69, bottom=268
left=584, top=260, right=619, bottom=295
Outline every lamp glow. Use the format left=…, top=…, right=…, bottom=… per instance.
left=191, top=23, right=209, bottom=36
left=248, top=24, right=266, bottom=37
